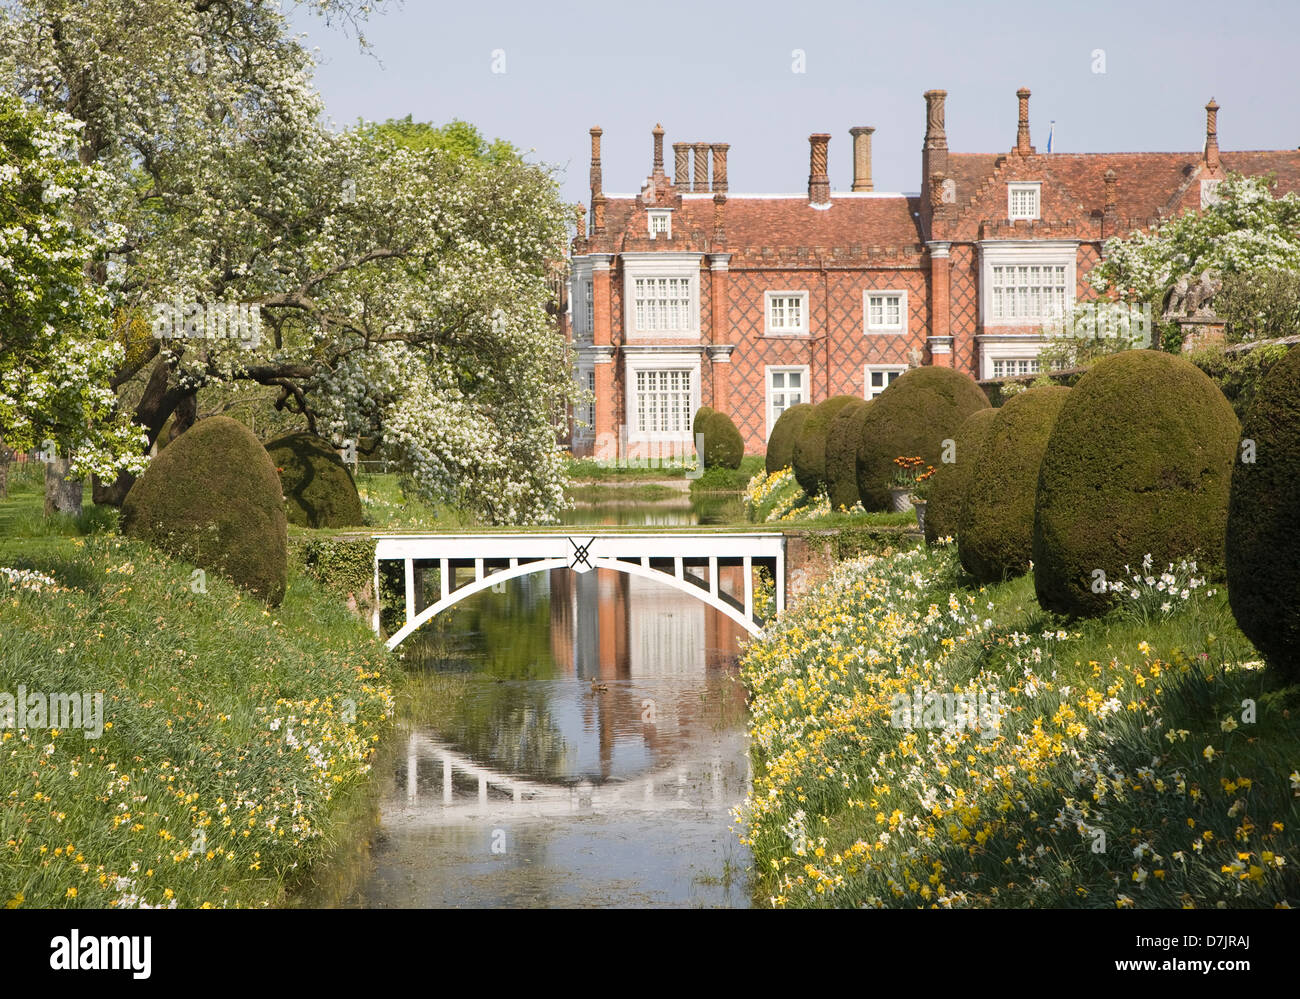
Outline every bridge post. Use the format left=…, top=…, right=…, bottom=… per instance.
left=404, top=558, right=416, bottom=626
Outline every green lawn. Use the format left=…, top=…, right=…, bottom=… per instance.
left=738, top=542, right=1299, bottom=908
left=0, top=469, right=398, bottom=909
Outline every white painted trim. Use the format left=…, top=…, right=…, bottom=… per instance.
left=765, top=364, right=811, bottom=438
left=864, top=363, right=907, bottom=399
left=863, top=288, right=908, bottom=334
left=977, top=241, right=1079, bottom=329
left=624, top=350, right=702, bottom=444
left=622, top=255, right=703, bottom=340
left=764, top=289, right=811, bottom=335
left=1007, top=181, right=1042, bottom=221
left=976, top=335, right=1050, bottom=380
left=678, top=192, right=914, bottom=200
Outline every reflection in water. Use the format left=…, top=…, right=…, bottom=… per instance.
left=351, top=563, right=753, bottom=909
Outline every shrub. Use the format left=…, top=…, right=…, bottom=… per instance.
left=121, top=416, right=288, bottom=605
left=692, top=406, right=717, bottom=439
left=265, top=432, right=364, bottom=529
left=824, top=400, right=869, bottom=511
left=765, top=403, right=812, bottom=474
left=855, top=367, right=991, bottom=510
left=958, top=387, right=1071, bottom=581
left=1033, top=350, right=1238, bottom=618
left=923, top=408, right=998, bottom=546
left=1226, top=346, right=1300, bottom=679
left=700, top=410, right=744, bottom=469
left=792, top=395, right=860, bottom=498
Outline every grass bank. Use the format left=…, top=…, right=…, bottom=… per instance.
left=736, top=542, right=1299, bottom=908
left=0, top=469, right=398, bottom=909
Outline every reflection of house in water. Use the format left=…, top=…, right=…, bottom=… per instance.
left=547, top=566, right=747, bottom=780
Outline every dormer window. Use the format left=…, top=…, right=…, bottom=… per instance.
left=1008, top=183, right=1041, bottom=221
left=648, top=210, right=671, bottom=239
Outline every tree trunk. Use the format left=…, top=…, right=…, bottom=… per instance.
left=0, top=458, right=8, bottom=500
left=44, top=457, right=83, bottom=518
left=93, top=357, right=192, bottom=507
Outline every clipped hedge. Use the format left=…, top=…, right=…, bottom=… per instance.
left=692, top=406, right=718, bottom=439
left=1033, top=350, right=1238, bottom=618
left=765, top=403, right=812, bottom=474
left=122, top=416, right=288, bottom=605
left=824, top=400, right=870, bottom=512
left=855, top=367, right=991, bottom=511
left=700, top=410, right=744, bottom=469
left=265, top=432, right=364, bottom=529
left=1226, top=346, right=1300, bottom=679
left=924, top=407, right=998, bottom=546
left=793, top=395, right=860, bottom=498
left=958, top=387, right=1070, bottom=581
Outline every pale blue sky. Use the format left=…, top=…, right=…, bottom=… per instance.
left=291, top=0, right=1300, bottom=205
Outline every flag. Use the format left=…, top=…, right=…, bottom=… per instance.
left=1047, top=120, right=1055, bottom=153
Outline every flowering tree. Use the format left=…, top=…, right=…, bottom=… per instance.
left=0, top=94, right=147, bottom=500
left=1, top=0, right=578, bottom=523
left=1089, top=173, right=1300, bottom=349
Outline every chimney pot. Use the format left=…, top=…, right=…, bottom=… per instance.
left=1204, top=98, right=1221, bottom=172
left=692, top=143, right=709, bottom=192
left=710, top=143, right=729, bottom=193
left=849, top=126, right=875, bottom=192
left=673, top=143, right=689, bottom=188
left=808, top=133, right=831, bottom=205
left=1016, top=87, right=1033, bottom=155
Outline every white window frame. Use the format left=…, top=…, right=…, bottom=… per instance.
left=863, top=289, right=907, bottom=334
left=990, top=357, right=1041, bottom=379
left=624, top=350, right=701, bottom=443
left=1008, top=182, right=1041, bottom=221
left=621, top=253, right=703, bottom=340
left=977, top=335, right=1051, bottom=380
left=764, top=290, right=810, bottom=335
left=570, top=258, right=595, bottom=340
left=864, top=364, right=907, bottom=399
left=574, top=365, right=596, bottom=436
left=647, top=210, right=672, bottom=239
left=765, top=365, right=810, bottom=438
left=583, top=280, right=593, bottom=334
left=978, top=240, right=1079, bottom=329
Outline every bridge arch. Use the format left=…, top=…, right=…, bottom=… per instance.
left=373, top=532, right=786, bottom=650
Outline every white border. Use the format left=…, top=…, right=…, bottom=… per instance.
left=863, top=364, right=907, bottom=399
left=765, top=365, right=810, bottom=439
left=764, top=289, right=810, bottom=335
left=625, top=350, right=702, bottom=444
left=863, top=288, right=908, bottom=334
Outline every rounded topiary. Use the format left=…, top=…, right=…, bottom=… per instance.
left=1226, top=346, right=1300, bottom=678
left=692, top=406, right=717, bottom=439
left=265, top=432, right=364, bottom=529
left=700, top=410, right=743, bottom=469
left=793, top=395, right=861, bottom=498
left=958, top=387, right=1071, bottom=581
left=855, top=367, right=992, bottom=510
left=765, top=403, right=812, bottom=474
left=1033, top=349, right=1238, bottom=618
left=924, top=407, right=998, bottom=546
left=122, top=415, right=288, bottom=605
left=824, top=400, right=870, bottom=512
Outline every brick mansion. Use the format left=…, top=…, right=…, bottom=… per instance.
left=564, top=87, right=1300, bottom=458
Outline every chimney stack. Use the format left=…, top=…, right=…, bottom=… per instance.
left=923, top=90, right=948, bottom=151
left=573, top=203, right=586, bottom=241
left=673, top=143, right=689, bottom=188
left=1204, top=98, right=1221, bottom=172
left=589, top=126, right=603, bottom=199
left=711, top=143, right=729, bottom=193
left=651, top=123, right=666, bottom=183
left=1016, top=87, right=1033, bottom=155
left=1103, top=168, right=1118, bottom=232
left=712, top=192, right=727, bottom=245
left=808, top=133, right=831, bottom=206
left=693, top=143, right=709, bottom=192
left=849, top=126, right=875, bottom=192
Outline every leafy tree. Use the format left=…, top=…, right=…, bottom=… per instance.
left=1215, top=270, right=1300, bottom=344
left=1088, top=173, right=1300, bottom=351
left=0, top=93, right=146, bottom=482
left=0, top=0, right=578, bottom=523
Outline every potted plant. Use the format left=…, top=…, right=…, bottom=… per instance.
left=890, top=456, right=935, bottom=528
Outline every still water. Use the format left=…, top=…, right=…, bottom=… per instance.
left=349, top=500, right=754, bottom=908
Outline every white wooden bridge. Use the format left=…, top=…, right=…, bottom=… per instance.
left=372, top=532, right=786, bottom=648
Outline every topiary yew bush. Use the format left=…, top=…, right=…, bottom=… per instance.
left=924, top=407, right=998, bottom=546
left=1226, top=346, right=1300, bottom=679
left=824, top=399, right=869, bottom=512
left=958, top=386, right=1070, bottom=581
left=855, top=367, right=991, bottom=510
left=1033, top=350, right=1239, bottom=618
left=793, top=395, right=860, bottom=498
left=765, top=403, right=811, bottom=474
left=122, top=416, right=288, bottom=605
left=692, top=406, right=717, bottom=439
left=265, top=432, right=364, bottom=529
left=700, top=410, right=744, bottom=469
